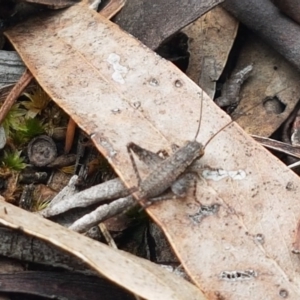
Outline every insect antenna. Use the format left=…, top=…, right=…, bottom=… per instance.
left=193, top=16, right=206, bottom=142
left=203, top=101, right=264, bottom=149
left=194, top=89, right=204, bottom=140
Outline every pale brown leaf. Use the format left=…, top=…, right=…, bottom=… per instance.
left=232, top=33, right=300, bottom=137
left=182, top=6, right=238, bottom=98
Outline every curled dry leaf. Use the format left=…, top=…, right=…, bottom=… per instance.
left=4, top=2, right=300, bottom=299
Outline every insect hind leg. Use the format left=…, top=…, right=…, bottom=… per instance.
left=139, top=172, right=199, bottom=210
left=127, top=142, right=145, bottom=186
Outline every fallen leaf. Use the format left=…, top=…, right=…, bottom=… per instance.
left=4, top=2, right=300, bottom=299
left=182, top=6, right=238, bottom=98
left=231, top=33, right=300, bottom=136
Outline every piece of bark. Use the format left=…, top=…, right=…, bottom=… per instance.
left=0, top=50, right=25, bottom=89
left=225, top=31, right=300, bottom=137
left=222, top=0, right=300, bottom=72
left=252, top=135, right=300, bottom=160
left=114, top=0, right=224, bottom=49
left=0, top=68, right=32, bottom=124
left=0, top=227, right=96, bottom=275
left=69, top=196, right=135, bottom=233
left=0, top=271, right=134, bottom=300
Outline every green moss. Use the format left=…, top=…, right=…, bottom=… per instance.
left=2, top=150, right=27, bottom=171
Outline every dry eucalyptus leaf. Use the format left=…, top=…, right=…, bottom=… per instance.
left=232, top=33, right=300, bottom=137
left=4, top=2, right=300, bottom=299
left=0, top=196, right=205, bottom=300
left=182, top=6, right=238, bottom=98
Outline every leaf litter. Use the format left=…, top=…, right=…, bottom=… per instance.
left=2, top=2, right=300, bottom=300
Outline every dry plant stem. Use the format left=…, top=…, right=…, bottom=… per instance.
left=292, top=219, right=300, bottom=253
left=41, top=177, right=128, bottom=218
left=287, top=160, right=300, bottom=169
left=100, top=0, right=126, bottom=19
left=252, top=135, right=300, bottom=159
left=69, top=196, right=135, bottom=233
left=64, top=117, right=76, bottom=154
left=99, top=223, right=117, bottom=248
left=222, top=0, right=300, bottom=72
left=0, top=68, right=32, bottom=124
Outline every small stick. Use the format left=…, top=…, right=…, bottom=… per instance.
left=0, top=68, right=33, bottom=124
left=69, top=196, right=135, bottom=233
left=99, top=223, right=117, bottom=248
left=64, top=117, right=76, bottom=154
left=40, top=177, right=128, bottom=218
left=99, top=0, right=126, bottom=19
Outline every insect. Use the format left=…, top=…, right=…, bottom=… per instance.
left=126, top=69, right=254, bottom=209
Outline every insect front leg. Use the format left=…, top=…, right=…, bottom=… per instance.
left=127, top=142, right=146, bottom=186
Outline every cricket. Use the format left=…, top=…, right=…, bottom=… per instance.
left=124, top=65, right=253, bottom=209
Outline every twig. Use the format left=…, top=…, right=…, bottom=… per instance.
left=69, top=196, right=135, bottom=233
left=64, top=117, right=76, bottom=154
left=40, top=177, right=128, bottom=218
left=222, top=0, right=300, bottom=72
left=99, top=223, right=117, bottom=248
